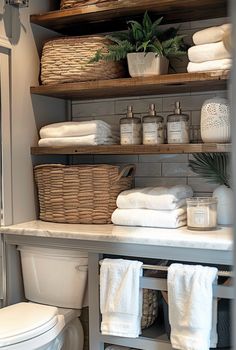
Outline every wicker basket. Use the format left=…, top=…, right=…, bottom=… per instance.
left=34, top=164, right=135, bottom=224
left=40, top=36, right=126, bottom=85
left=60, top=0, right=117, bottom=10
left=141, top=289, right=159, bottom=329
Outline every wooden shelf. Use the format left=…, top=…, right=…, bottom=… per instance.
left=31, top=71, right=228, bottom=101
left=31, top=143, right=231, bottom=155
left=30, top=0, right=227, bottom=35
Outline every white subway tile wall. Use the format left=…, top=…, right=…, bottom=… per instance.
left=71, top=17, right=229, bottom=195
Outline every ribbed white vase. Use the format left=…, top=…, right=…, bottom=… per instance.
left=200, top=98, right=231, bottom=143
left=213, top=185, right=234, bottom=225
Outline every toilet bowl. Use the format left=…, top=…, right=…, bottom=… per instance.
left=0, top=246, right=88, bottom=350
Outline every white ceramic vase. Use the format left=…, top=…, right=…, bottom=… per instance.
left=213, top=184, right=234, bottom=225
left=200, top=97, right=231, bottom=143
left=127, top=53, right=169, bottom=78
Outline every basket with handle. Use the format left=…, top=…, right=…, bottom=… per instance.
left=40, top=35, right=126, bottom=85
left=34, top=164, right=135, bottom=224
left=60, top=0, right=119, bottom=10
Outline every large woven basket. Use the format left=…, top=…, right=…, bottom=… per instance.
left=141, top=289, right=159, bottom=329
left=34, top=164, right=135, bottom=224
left=60, top=0, right=117, bottom=10
left=40, top=36, right=126, bottom=85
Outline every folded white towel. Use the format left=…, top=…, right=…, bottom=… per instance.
left=112, top=208, right=187, bottom=228
left=168, top=263, right=218, bottom=350
left=38, top=135, right=117, bottom=147
left=188, top=41, right=231, bottom=63
left=193, top=24, right=231, bottom=45
left=116, top=185, right=193, bottom=210
left=40, top=120, right=112, bottom=139
left=187, top=58, right=232, bottom=73
left=100, top=259, right=143, bottom=338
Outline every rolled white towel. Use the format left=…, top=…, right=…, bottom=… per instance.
left=38, top=135, right=117, bottom=147
left=188, top=41, right=231, bottom=63
left=112, top=208, right=187, bottom=229
left=193, top=23, right=231, bottom=45
left=116, top=185, right=193, bottom=210
left=40, top=120, right=112, bottom=139
left=187, top=58, right=232, bottom=73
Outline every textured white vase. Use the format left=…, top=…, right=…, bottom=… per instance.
left=213, top=184, right=234, bottom=225
left=127, top=53, right=169, bottom=77
left=200, top=97, right=231, bottom=143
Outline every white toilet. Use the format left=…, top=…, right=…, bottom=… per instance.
left=0, top=246, right=88, bottom=350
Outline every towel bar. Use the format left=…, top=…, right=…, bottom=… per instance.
left=99, top=261, right=233, bottom=278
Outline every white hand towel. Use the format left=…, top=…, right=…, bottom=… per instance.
left=38, top=135, right=117, bottom=147
left=116, top=185, right=193, bottom=210
left=188, top=41, right=231, bottom=63
left=112, top=208, right=187, bottom=228
left=187, top=58, right=232, bottom=73
left=100, top=259, right=143, bottom=338
left=40, top=120, right=111, bottom=139
left=193, top=24, right=231, bottom=45
left=168, top=263, right=218, bottom=350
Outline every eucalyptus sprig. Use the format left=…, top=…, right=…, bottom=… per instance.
left=90, top=12, right=187, bottom=63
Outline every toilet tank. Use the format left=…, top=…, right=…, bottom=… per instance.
left=18, top=246, right=88, bottom=309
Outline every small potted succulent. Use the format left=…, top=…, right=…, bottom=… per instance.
left=91, top=12, right=187, bottom=77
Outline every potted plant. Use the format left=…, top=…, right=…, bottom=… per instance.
left=189, top=153, right=233, bottom=225
left=91, top=12, right=186, bottom=77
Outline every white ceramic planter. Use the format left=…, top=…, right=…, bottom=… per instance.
left=127, top=53, right=169, bottom=77
left=213, top=184, right=234, bottom=225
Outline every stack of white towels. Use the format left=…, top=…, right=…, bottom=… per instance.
left=38, top=120, right=117, bottom=146
left=187, top=23, right=232, bottom=73
left=112, top=185, right=193, bottom=229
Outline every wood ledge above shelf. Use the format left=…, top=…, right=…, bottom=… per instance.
left=30, top=0, right=227, bottom=35
left=31, top=144, right=231, bottom=155
left=31, top=71, right=228, bottom=101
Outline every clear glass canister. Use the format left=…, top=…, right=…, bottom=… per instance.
left=167, top=101, right=190, bottom=144
left=120, top=105, right=142, bottom=145
left=186, top=197, right=217, bottom=231
left=142, top=104, right=164, bottom=145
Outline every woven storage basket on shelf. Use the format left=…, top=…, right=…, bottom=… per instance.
left=34, top=164, right=135, bottom=224
left=40, top=36, right=126, bottom=85
left=60, top=0, right=117, bottom=10
left=141, top=289, right=159, bottom=329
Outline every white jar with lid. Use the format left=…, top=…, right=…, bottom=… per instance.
left=142, top=104, right=164, bottom=145
left=120, top=106, right=142, bottom=145
left=167, top=101, right=190, bottom=144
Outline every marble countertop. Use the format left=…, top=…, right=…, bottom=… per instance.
left=0, top=220, right=233, bottom=251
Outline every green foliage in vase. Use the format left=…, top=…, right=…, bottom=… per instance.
left=189, top=153, right=230, bottom=188
left=90, top=12, right=187, bottom=62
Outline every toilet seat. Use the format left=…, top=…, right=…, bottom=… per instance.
left=0, top=302, right=65, bottom=349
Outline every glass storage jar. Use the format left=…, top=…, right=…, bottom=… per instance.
left=120, top=105, right=142, bottom=145
left=167, top=101, right=190, bottom=144
left=186, top=197, right=217, bottom=231
left=142, top=104, right=164, bottom=145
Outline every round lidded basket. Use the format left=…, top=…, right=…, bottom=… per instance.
left=200, top=97, right=231, bottom=143
left=40, top=35, right=126, bottom=85
left=34, top=164, right=135, bottom=224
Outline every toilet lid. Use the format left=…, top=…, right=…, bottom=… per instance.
left=0, top=302, right=59, bottom=347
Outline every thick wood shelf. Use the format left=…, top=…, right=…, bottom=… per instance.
left=31, top=71, right=228, bottom=101
left=31, top=0, right=227, bottom=35
left=31, top=143, right=231, bottom=155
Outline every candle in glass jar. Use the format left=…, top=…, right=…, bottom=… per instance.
left=186, top=197, right=217, bottom=230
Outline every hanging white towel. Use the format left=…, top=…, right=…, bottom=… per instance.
left=38, top=135, right=117, bottom=147
left=116, top=185, right=193, bottom=210
left=188, top=41, right=231, bottom=63
left=100, top=259, right=143, bottom=338
left=187, top=59, right=232, bottom=73
left=192, top=24, right=231, bottom=45
left=167, top=263, right=218, bottom=350
left=39, top=120, right=112, bottom=139
left=112, top=208, right=187, bottom=228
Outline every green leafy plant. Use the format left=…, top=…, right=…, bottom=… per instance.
left=189, top=153, right=230, bottom=188
left=90, top=12, right=187, bottom=62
